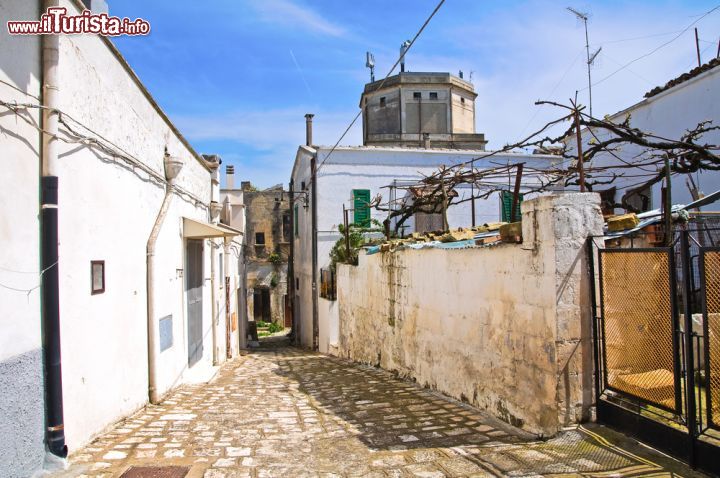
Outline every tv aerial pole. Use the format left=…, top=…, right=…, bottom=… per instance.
left=567, top=7, right=600, bottom=118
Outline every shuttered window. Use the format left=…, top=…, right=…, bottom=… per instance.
left=501, top=190, right=524, bottom=222
left=353, top=189, right=371, bottom=227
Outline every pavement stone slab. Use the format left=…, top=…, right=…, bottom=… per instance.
left=52, top=340, right=708, bottom=477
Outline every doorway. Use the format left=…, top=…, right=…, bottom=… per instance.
left=186, top=240, right=203, bottom=366
left=253, top=288, right=271, bottom=322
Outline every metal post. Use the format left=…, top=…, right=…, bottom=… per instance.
left=695, top=28, right=702, bottom=67
left=665, top=155, right=673, bottom=247
left=680, top=229, right=698, bottom=468
left=586, top=237, right=601, bottom=404
left=574, top=110, right=586, bottom=192
left=343, top=205, right=350, bottom=261
left=510, top=163, right=524, bottom=222
left=470, top=181, right=476, bottom=227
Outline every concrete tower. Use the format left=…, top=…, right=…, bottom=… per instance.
left=360, top=72, right=487, bottom=150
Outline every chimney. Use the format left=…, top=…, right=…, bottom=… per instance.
left=226, top=165, right=235, bottom=189
left=241, top=181, right=252, bottom=191
left=305, top=113, right=314, bottom=147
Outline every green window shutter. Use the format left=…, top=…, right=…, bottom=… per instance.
left=353, top=189, right=371, bottom=228
left=294, top=204, right=299, bottom=237
left=501, top=190, right=523, bottom=222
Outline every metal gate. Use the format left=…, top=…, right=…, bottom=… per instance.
left=186, top=240, right=203, bottom=366
left=589, top=227, right=720, bottom=476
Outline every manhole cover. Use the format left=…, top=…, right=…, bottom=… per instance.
left=120, top=466, right=190, bottom=478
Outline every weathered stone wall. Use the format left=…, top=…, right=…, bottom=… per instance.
left=244, top=188, right=290, bottom=325
left=336, top=193, right=603, bottom=436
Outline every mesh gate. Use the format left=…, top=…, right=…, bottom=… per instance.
left=599, top=249, right=679, bottom=411
left=700, top=249, right=720, bottom=430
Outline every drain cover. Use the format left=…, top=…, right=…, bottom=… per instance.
left=120, top=466, right=190, bottom=478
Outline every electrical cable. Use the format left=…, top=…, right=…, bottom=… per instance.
left=582, top=4, right=720, bottom=91
left=315, top=0, right=446, bottom=174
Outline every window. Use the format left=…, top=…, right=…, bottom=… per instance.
left=282, top=213, right=291, bottom=241
left=296, top=277, right=299, bottom=290
left=500, top=190, right=524, bottom=223
left=460, top=97, right=465, bottom=104
left=255, top=232, right=265, bottom=245
left=294, top=204, right=299, bottom=237
left=413, top=92, right=421, bottom=99
left=91, top=260, right=105, bottom=295
left=379, top=97, right=386, bottom=107
left=352, top=189, right=371, bottom=228
left=301, top=181, right=306, bottom=190
left=429, top=92, right=438, bottom=100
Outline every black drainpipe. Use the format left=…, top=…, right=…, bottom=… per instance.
left=288, top=179, right=296, bottom=344
left=41, top=176, right=67, bottom=458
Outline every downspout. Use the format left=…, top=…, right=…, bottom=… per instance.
left=224, top=238, right=232, bottom=359
left=40, top=0, right=67, bottom=457
left=306, top=114, right=319, bottom=351
left=210, top=242, right=218, bottom=364
left=288, top=179, right=295, bottom=344
left=146, top=153, right=183, bottom=404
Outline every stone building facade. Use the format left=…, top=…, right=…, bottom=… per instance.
left=242, top=181, right=291, bottom=326
left=360, top=72, right=487, bottom=149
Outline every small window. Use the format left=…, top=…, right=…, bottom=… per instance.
left=413, top=92, right=421, bottom=99
left=91, top=260, right=105, bottom=295
left=301, top=181, right=306, bottom=190
left=379, top=97, right=386, bottom=107
left=429, top=92, right=438, bottom=100
left=296, top=278, right=299, bottom=290
left=255, top=232, right=265, bottom=245
left=460, top=97, right=465, bottom=104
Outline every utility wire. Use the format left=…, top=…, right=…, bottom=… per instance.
left=315, top=0, right=446, bottom=174
left=581, top=4, right=720, bottom=91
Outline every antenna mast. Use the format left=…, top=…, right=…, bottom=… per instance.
left=400, top=40, right=411, bottom=72
left=567, top=7, right=596, bottom=118
left=365, top=51, right=375, bottom=82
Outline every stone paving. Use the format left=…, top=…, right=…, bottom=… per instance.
left=56, top=339, right=705, bottom=478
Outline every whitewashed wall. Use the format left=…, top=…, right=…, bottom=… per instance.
left=291, top=145, right=560, bottom=352
left=567, top=65, right=720, bottom=211
left=0, top=1, right=46, bottom=475
left=337, top=194, right=603, bottom=436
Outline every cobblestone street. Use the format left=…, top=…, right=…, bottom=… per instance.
left=57, top=339, right=703, bottom=478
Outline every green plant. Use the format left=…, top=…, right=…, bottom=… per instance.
left=268, top=322, right=283, bottom=333
left=256, top=320, right=269, bottom=328
left=267, top=252, right=282, bottom=265
left=270, top=273, right=279, bottom=288
left=329, top=219, right=383, bottom=270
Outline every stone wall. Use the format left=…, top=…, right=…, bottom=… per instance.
left=336, top=193, right=603, bottom=436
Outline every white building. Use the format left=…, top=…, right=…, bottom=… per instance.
left=0, top=0, right=243, bottom=474
left=290, top=144, right=560, bottom=353
left=566, top=58, right=720, bottom=213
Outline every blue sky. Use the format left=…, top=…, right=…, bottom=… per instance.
left=109, top=0, right=720, bottom=189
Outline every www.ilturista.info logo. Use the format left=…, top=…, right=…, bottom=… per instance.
left=7, top=7, right=150, bottom=36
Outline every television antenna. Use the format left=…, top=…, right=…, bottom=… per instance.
left=567, top=6, right=598, bottom=117
left=365, top=51, right=376, bottom=82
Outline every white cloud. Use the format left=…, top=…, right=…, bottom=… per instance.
left=247, top=0, right=347, bottom=38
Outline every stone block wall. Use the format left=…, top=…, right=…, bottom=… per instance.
left=336, top=193, right=603, bottom=436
